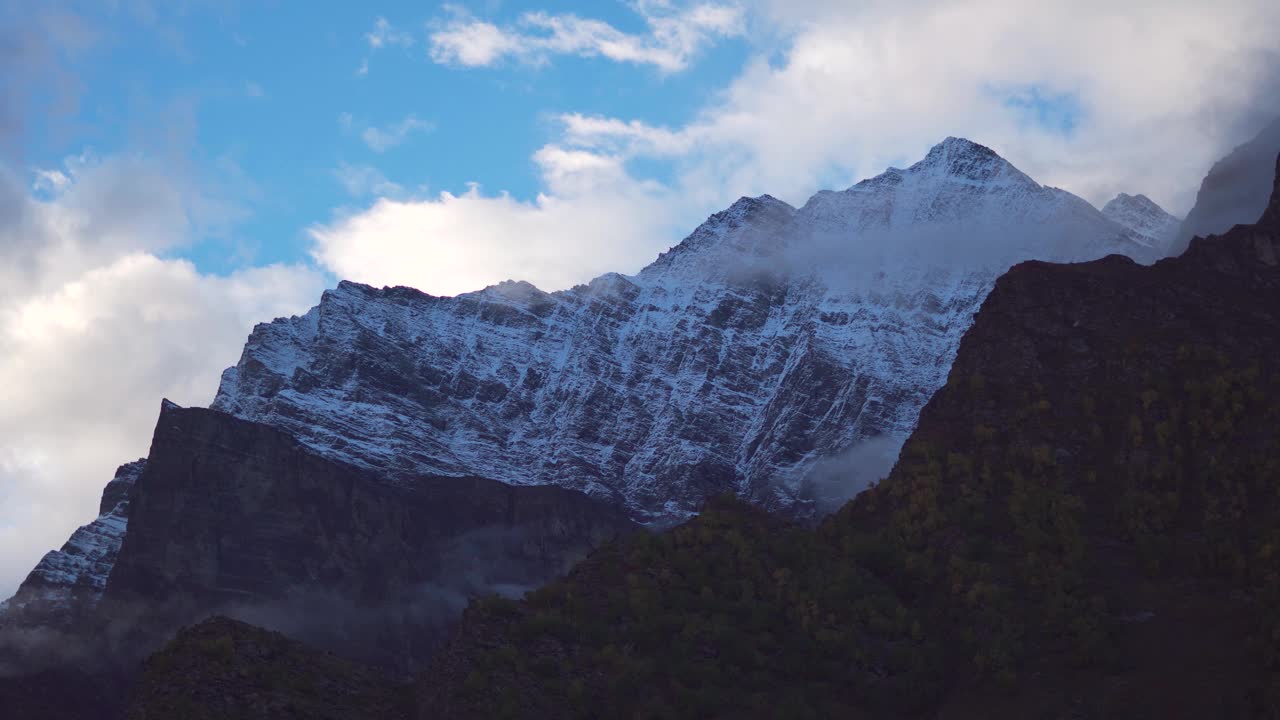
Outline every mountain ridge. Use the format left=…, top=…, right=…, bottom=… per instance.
left=6, top=136, right=1170, bottom=626
left=210, top=136, right=1157, bottom=520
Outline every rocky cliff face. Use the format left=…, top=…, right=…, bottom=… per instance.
left=211, top=138, right=1158, bottom=526
left=95, top=400, right=635, bottom=672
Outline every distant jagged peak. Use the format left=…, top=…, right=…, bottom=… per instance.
left=721, top=193, right=795, bottom=220
left=639, top=193, right=796, bottom=279
left=1101, top=192, right=1180, bottom=251
left=828, top=137, right=1037, bottom=203
left=327, top=279, right=437, bottom=304
left=472, top=278, right=553, bottom=303
left=910, top=136, right=1030, bottom=183
left=1102, top=192, right=1177, bottom=221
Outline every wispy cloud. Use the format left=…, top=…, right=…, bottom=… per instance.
left=428, top=1, right=744, bottom=72
left=332, top=162, right=405, bottom=198
left=339, top=113, right=434, bottom=153
left=245, top=81, right=265, bottom=99
left=365, top=16, right=414, bottom=49
left=358, top=16, right=416, bottom=76
left=31, top=167, right=71, bottom=194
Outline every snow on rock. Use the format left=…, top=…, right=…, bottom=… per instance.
left=211, top=137, right=1159, bottom=521
left=1, top=460, right=144, bottom=621
left=1102, top=193, right=1181, bottom=255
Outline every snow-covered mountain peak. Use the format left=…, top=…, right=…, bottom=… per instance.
left=470, top=279, right=555, bottom=306
left=1101, top=192, right=1180, bottom=251
left=909, top=136, right=1034, bottom=187
left=638, top=193, right=797, bottom=281
left=794, top=138, right=1151, bottom=270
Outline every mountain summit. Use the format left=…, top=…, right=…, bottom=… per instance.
left=1102, top=192, right=1180, bottom=251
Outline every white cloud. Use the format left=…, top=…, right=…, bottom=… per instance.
left=30, top=168, right=70, bottom=194
left=309, top=145, right=687, bottom=296
left=0, top=158, right=325, bottom=600
left=428, top=1, right=745, bottom=72
left=245, top=81, right=265, bottom=99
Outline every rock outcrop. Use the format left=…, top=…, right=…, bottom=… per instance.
left=96, top=401, right=636, bottom=672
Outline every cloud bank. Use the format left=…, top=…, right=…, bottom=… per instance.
left=310, top=146, right=686, bottom=296
left=0, top=156, right=324, bottom=600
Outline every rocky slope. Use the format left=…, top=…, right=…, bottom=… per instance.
left=0, top=461, right=144, bottom=627
left=415, top=155, right=1280, bottom=718
left=211, top=138, right=1159, bottom=528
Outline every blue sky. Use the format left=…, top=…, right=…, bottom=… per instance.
left=2, top=0, right=1278, bottom=600
left=24, top=1, right=753, bottom=277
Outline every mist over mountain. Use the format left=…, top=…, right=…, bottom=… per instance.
left=1173, top=116, right=1280, bottom=254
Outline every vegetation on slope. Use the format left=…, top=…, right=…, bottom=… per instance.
left=127, top=617, right=413, bottom=720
